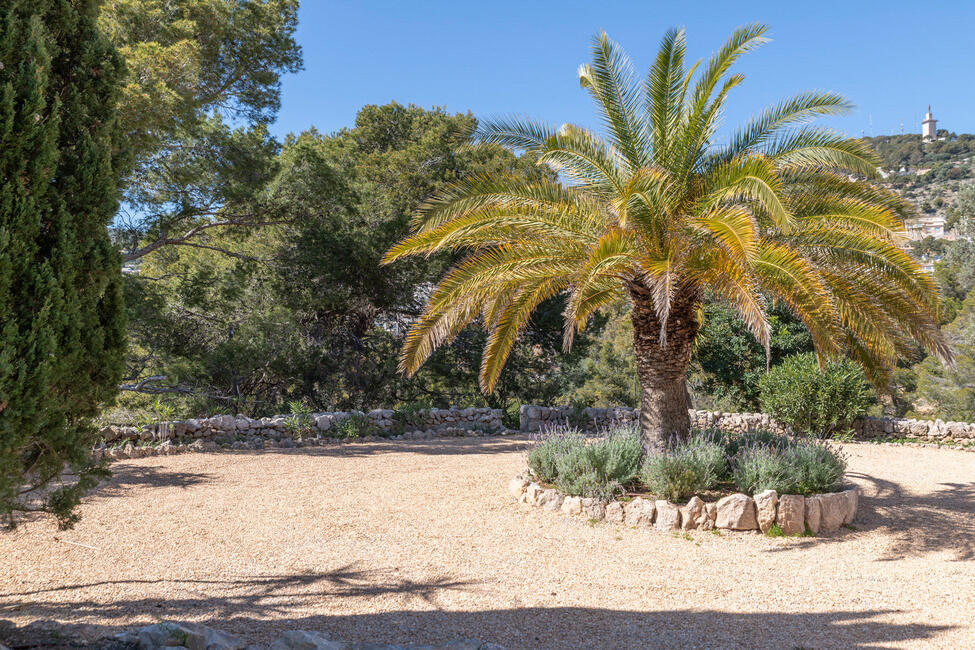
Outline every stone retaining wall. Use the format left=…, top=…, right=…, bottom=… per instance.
left=99, top=404, right=975, bottom=459
left=97, top=407, right=503, bottom=452
left=518, top=405, right=974, bottom=442
left=510, top=474, right=859, bottom=536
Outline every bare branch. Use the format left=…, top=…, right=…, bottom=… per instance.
left=122, top=218, right=288, bottom=262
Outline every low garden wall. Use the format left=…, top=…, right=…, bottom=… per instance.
left=518, top=405, right=975, bottom=442
left=96, top=407, right=504, bottom=458
left=510, top=474, right=860, bottom=536
left=95, top=404, right=975, bottom=460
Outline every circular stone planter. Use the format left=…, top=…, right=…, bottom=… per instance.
left=509, top=474, right=859, bottom=536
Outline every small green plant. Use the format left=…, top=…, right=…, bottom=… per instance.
left=832, top=430, right=855, bottom=443
left=285, top=400, right=314, bottom=437
left=758, top=352, right=872, bottom=438
left=801, top=523, right=815, bottom=537
left=137, top=397, right=177, bottom=428
left=765, top=522, right=784, bottom=537
left=391, top=401, right=431, bottom=432
left=710, top=529, right=723, bottom=537
left=640, top=432, right=727, bottom=502
left=842, top=523, right=858, bottom=531
left=335, top=413, right=376, bottom=439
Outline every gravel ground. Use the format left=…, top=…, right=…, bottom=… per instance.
left=1, top=437, right=973, bottom=649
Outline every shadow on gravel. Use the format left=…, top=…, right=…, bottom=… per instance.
left=0, top=603, right=955, bottom=649
left=763, top=472, right=975, bottom=561
left=0, top=564, right=481, bottom=620
left=88, top=464, right=214, bottom=499
left=206, top=436, right=531, bottom=459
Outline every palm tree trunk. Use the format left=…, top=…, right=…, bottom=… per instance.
left=629, top=285, right=700, bottom=449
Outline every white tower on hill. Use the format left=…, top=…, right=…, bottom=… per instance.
left=922, top=106, right=938, bottom=142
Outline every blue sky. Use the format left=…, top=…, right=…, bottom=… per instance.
left=272, top=0, right=974, bottom=142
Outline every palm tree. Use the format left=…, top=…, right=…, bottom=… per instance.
left=383, top=25, right=951, bottom=448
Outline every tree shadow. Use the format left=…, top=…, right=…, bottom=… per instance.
left=764, top=472, right=975, bottom=561
left=0, top=564, right=479, bottom=623
left=88, top=464, right=214, bottom=500
left=0, top=592, right=956, bottom=649
left=206, top=435, right=531, bottom=459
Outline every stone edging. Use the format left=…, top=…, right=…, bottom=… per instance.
left=509, top=474, right=859, bottom=536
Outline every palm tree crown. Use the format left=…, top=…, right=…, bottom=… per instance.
left=384, top=25, right=951, bottom=440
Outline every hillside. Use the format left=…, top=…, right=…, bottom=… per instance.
left=863, top=133, right=975, bottom=234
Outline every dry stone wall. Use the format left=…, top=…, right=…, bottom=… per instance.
left=96, top=407, right=504, bottom=457
left=519, top=405, right=974, bottom=442
left=519, top=406, right=784, bottom=434
left=97, top=404, right=975, bottom=460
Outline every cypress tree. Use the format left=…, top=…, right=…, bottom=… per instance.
left=0, top=0, right=126, bottom=528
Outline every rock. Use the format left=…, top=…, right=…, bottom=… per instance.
left=654, top=500, right=681, bottom=531
left=508, top=477, right=529, bottom=499
left=604, top=501, right=624, bottom=523
left=680, top=496, right=707, bottom=531
left=818, top=492, right=847, bottom=532
left=523, top=483, right=543, bottom=506
left=805, top=496, right=822, bottom=534
left=703, top=502, right=717, bottom=530
left=754, top=489, right=779, bottom=533
left=623, top=497, right=655, bottom=527
left=123, top=622, right=245, bottom=650
left=777, top=494, right=805, bottom=536
left=269, top=630, right=347, bottom=650
left=842, top=488, right=859, bottom=525
left=561, top=495, right=582, bottom=516
left=537, top=488, right=564, bottom=511
left=581, top=498, right=606, bottom=521
left=715, top=493, right=759, bottom=531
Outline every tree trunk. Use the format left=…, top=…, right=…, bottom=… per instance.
left=629, top=285, right=700, bottom=449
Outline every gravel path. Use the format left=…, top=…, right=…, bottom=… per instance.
left=1, top=438, right=973, bottom=649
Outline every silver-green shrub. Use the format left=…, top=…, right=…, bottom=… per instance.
left=526, top=426, right=585, bottom=483
left=640, top=433, right=728, bottom=502
left=732, top=439, right=846, bottom=495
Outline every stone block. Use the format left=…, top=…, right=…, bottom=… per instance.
left=654, top=500, right=681, bottom=531
left=777, top=494, right=805, bottom=536
left=680, top=496, right=708, bottom=531
left=754, top=489, right=778, bottom=533
left=623, top=497, right=655, bottom=527
left=715, top=493, right=759, bottom=531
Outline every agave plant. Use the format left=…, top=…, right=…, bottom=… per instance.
left=383, top=25, right=951, bottom=447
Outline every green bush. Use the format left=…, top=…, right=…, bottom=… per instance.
left=731, top=439, right=846, bottom=496
left=758, top=353, right=872, bottom=438
left=640, top=433, right=728, bottom=502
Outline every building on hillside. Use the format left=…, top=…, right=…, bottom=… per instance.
left=922, top=106, right=939, bottom=142
left=905, top=214, right=946, bottom=240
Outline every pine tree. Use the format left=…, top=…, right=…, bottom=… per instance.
left=0, top=0, right=126, bottom=528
